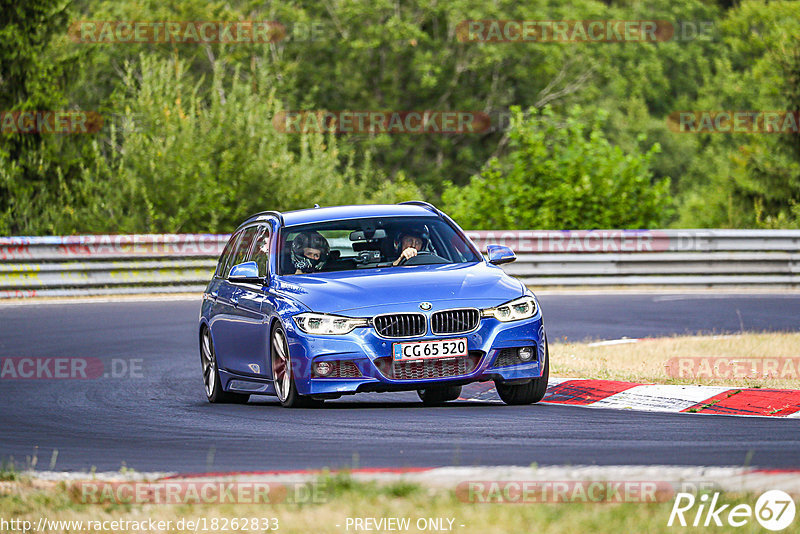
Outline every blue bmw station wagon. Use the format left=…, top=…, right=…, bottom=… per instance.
left=199, top=202, right=548, bottom=407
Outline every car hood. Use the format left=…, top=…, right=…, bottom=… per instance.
left=274, top=262, right=525, bottom=315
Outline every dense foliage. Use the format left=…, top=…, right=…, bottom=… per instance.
left=1, top=0, right=799, bottom=234
left=443, top=106, right=669, bottom=229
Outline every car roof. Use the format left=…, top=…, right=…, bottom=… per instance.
left=281, top=204, right=438, bottom=227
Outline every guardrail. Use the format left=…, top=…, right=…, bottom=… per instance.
left=0, top=235, right=227, bottom=298
left=465, top=230, right=800, bottom=287
left=1, top=230, right=799, bottom=298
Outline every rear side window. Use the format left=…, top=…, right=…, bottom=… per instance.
left=228, top=226, right=259, bottom=276
left=248, top=225, right=271, bottom=277
left=215, top=231, right=242, bottom=278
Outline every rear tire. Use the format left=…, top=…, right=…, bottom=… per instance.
left=201, top=328, right=250, bottom=404
left=495, top=338, right=550, bottom=406
left=271, top=324, right=324, bottom=408
left=417, top=385, right=462, bottom=406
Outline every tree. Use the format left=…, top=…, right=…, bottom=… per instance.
left=674, top=1, right=800, bottom=228
left=0, top=0, right=74, bottom=234
left=67, top=55, right=420, bottom=234
left=441, top=106, right=671, bottom=229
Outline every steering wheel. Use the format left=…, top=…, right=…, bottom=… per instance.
left=397, top=250, right=432, bottom=265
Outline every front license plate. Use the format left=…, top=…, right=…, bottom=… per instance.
left=392, top=338, right=468, bottom=361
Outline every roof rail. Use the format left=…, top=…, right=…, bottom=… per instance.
left=398, top=200, right=442, bottom=216
left=241, top=210, right=284, bottom=227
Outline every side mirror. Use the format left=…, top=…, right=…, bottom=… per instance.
left=229, top=261, right=266, bottom=284
left=486, top=244, right=516, bottom=265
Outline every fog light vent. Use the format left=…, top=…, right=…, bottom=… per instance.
left=313, top=360, right=362, bottom=378
left=491, top=345, right=537, bottom=368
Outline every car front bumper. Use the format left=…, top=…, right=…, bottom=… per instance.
left=285, top=314, right=546, bottom=396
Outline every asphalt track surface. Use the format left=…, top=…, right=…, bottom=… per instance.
left=1, top=293, right=799, bottom=473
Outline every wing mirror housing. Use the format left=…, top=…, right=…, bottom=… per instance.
left=486, top=244, right=516, bottom=265
left=229, top=261, right=266, bottom=284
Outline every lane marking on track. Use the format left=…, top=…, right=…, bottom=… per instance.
left=587, top=338, right=639, bottom=347
left=159, top=467, right=435, bottom=481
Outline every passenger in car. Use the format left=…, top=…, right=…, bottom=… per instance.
left=291, top=231, right=330, bottom=274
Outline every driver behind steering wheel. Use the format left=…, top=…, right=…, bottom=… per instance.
left=392, top=229, right=427, bottom=266
left=291, top=231, right=330, bottom=274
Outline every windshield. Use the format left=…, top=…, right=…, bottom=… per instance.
left=278, top=216, right=481, bottom=275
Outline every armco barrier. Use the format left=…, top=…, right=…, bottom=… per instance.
left=0, top=230, right=799, bottom=298
left=0, top=235, right=227, bottom=298
left=466, top=229, right=800, bottom=286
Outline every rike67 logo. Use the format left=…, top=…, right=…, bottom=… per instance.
left=668, top=490, right=796, bottom=531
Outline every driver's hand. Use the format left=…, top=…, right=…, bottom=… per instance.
left=393, top=247, right=418, bottom=266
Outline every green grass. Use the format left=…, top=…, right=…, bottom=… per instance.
left=0, top=460, right=20, bottom=482
left=552, top=332, right=800, bottom=389
left=0, top=473, right=783, bottom=533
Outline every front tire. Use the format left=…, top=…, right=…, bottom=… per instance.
left=417, top=385, right=462, bottom=406
left=201, top=328, right=250, bottom=404
left=271, top=324, right=323, bottom=408
left=495, top=338, right=550, bottom=406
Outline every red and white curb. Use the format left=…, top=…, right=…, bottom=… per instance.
left=460, top=378, right=800, bottom=417
left=23, top=466, right=800, bottom=495
left=163, top=466, right=800, bottom=495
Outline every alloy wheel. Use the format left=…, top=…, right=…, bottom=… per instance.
left=201, top=329, right=216, bottom=398
left=271, top=328, right=291, bottom=402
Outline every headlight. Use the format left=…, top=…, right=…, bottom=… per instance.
left=482, top=296, right=538, bottom=322
left=293, top=313, right=368, bottom=335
